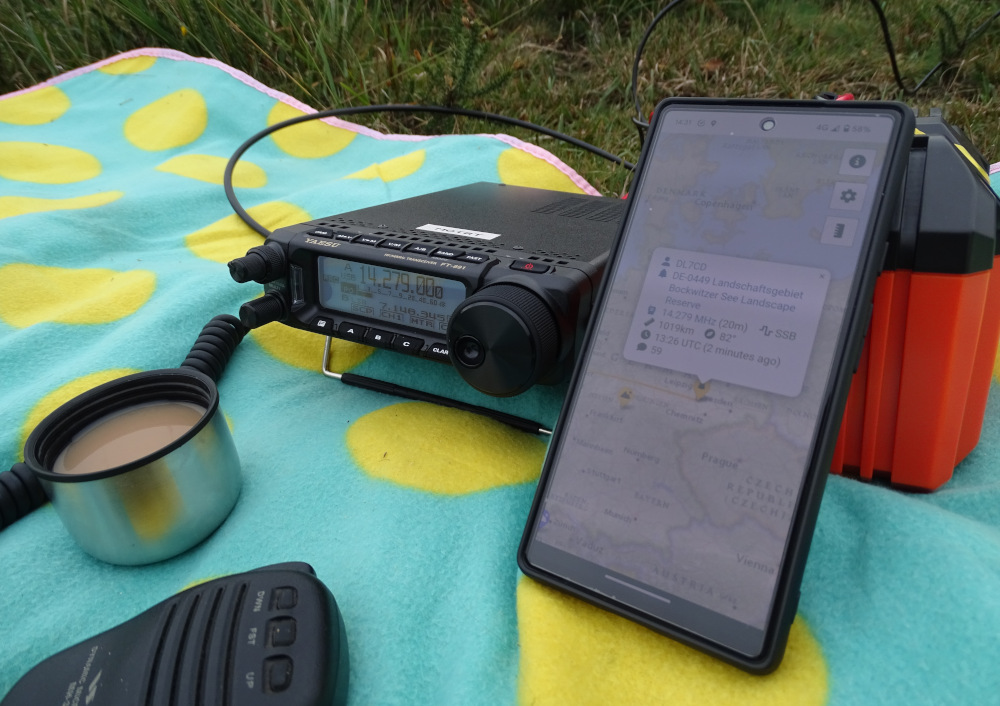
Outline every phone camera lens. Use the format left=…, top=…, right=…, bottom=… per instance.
left=760, top=118, right=776, bottom=131
left=455, top=336, right=485, bottom=368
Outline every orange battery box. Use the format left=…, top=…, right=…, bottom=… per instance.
left=832, top=114, right=1000, bottom=490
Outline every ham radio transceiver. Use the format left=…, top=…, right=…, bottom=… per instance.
left=230, top=182, right=625, bottom=397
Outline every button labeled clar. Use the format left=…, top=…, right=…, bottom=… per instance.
left=425, top=343, right=450, bottom=362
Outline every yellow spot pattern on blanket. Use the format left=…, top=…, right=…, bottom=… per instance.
left=347, top=402, right=546, bottom=493
left=0, top=86, right=71, bottom=125
left=0, top=191, right=123, bottom=221
left=0, top=264, right=155, bottom=328
left=19, top=369, right=140, bottom=456
left=124, top=89, right=207, bottom=151
left=98, top=56, right=157, bottom=75
left=267, top=102, right=357, bottom=158
left=251, top=322, right=372, bottom=371
left=156, top=154, right=267, bottom=187
left=0, top=142, right=101, bottom=183
left=185, top=201, right=310, bottom=263
left=344, top=150, right=426, bottom=182
left=497, top=148, right=586, bottom=194
left=516, top=578, right=828, bottom=706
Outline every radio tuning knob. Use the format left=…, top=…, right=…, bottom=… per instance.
left=447, top=284, right=560, bottom=397
left=238, top=292, right=287, bottom=329
left=228, top=243, right=286, bottom=284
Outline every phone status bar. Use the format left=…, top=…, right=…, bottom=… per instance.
left=660, top=107, right=895, bottom=142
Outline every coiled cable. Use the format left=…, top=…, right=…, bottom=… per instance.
left=180, top=314, right=248, bottom=383
left=0, top=463, right=47, bottom=531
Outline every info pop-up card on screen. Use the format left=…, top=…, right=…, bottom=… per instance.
left=624, top=248, right=830, bottom=398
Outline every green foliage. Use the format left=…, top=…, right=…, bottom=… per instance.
left=421, top=1, right=516, bottom=107
left=1, top=0, right=998, bottom=193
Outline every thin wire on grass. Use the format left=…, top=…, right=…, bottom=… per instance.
left=628, top=0, right=1000, bottom=143
left=912, top=5, right=1000, bottom=93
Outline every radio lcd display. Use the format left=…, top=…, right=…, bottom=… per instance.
left=318, top=257, right=467, bottom=335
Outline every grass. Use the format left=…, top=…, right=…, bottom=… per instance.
left=2, top=0, right=999, bottom=194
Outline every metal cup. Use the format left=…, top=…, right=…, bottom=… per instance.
left=22, top=368, right=241, bottom=565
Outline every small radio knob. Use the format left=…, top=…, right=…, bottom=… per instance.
left=447, top=284, right=560, bottom=397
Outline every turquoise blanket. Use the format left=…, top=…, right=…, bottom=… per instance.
left=2, top=49, right=999, bottom=705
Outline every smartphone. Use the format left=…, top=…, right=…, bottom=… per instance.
left=518, top=98, right=914, bottom=673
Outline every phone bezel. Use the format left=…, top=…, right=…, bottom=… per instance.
left=517, top=97, right=915, bottom=674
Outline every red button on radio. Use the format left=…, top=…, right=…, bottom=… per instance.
left=510, top=260, right=550, bottom=274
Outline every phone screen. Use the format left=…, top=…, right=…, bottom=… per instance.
left=520, top=102, right=907, bottom=664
